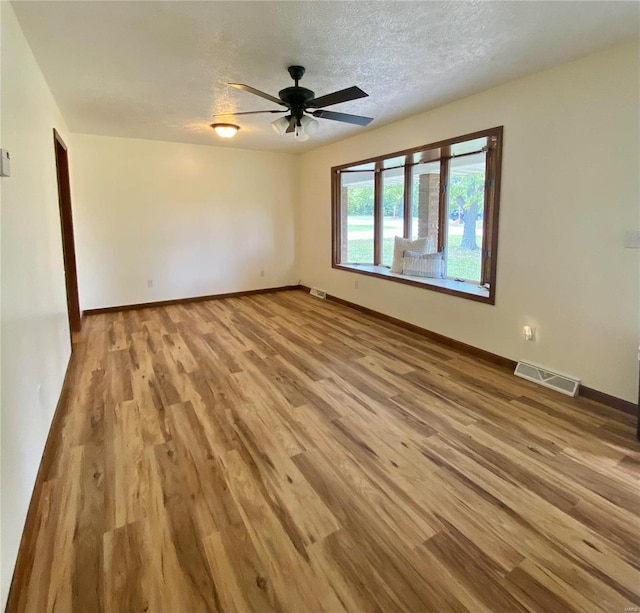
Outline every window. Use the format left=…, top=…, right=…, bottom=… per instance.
left=340, top=169, right=375, bottom=264
left=332, top=127, right=503, bottom=304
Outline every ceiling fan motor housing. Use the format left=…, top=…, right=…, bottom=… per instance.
left=279, top=86, right=315, bottom=123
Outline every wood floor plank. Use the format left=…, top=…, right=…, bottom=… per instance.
left=230, top=404, right=341, bottom=546
left=8, top=289, right=639, bottom=613
left=202, top=531, right=280, bottom=613
left=293, top=443, right=437, bottom=549
left=422, top=524, right=531, bottom=613
left=17, top=480, right=59, bottom=613
left=103, top=522, right=147, bottom=613
left=220, top=449, right=346, bottom=612
left=422, top=434, right=640, bottom=601
left=72, top=442, right=105, bottom=613
left=502, top=558, right=605, bottom=613
left=108, top=400, right=149, bottom=530
left=44, top=446, right=84, bottom=613
left=150, top=440, right=223, bottom=613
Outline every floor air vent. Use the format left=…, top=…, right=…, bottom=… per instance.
left=309, top=287, right=327, bottom=299
left=514, top=361, right=579, bottom=397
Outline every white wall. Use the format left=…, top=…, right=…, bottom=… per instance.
left=0, top=3, right=73, bottom=605
left=298, top=41, right=640, bottom=404
left=72, top=135, right=297, bottom=310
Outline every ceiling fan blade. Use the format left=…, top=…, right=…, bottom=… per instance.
left=229, top=83, right=285, bottom=106
left=311, top=109, right=373, bottom=126
left=212, top=110, right=285, bottom=117
left=286, top=116, right=297, bottom=133
left=307, top=86, right=368, bottom=108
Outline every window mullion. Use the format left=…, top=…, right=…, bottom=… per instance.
left=481, top=149, right=493, bottom=284
left=333, top=170, right=341, bottom=265
left=438, top=156, right=449, bottom=253
left=403, top=163, right=412, bottom=238
left=374, top=164, right=383, bottom=265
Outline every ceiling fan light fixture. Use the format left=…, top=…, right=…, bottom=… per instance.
left=211, top=123, right=239, bottom=138
left=300, top=116, right=319, bottom=136
left=271, top=116, right=290, bottom=136
left=294, top=125, right=309, bottom=142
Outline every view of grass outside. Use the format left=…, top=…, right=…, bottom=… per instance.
left=445, top=153, right=485, bottom=281
left=382, top=169, right=403, bottom=267
left=344, top=171, right=375, bottom=265
left=338, top=134, right=497, bottom=293
left=346, top=217, right=482, bottom=281
left=342, top=153, right=485, bottom=283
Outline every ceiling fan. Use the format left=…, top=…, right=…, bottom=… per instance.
left=211, top=66, right=373, bottom=141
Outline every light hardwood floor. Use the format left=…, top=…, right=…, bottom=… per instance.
left=7, top=290, right=640, bottom=613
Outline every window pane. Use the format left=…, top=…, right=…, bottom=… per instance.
left=381, top=167, right=404, bottom=267
left=446, top=152, right=486, bottom=282
left=340, top=171, right=374, bottom=264
left=346, top=162, right=375, bottom=171
left=450, top=136, right=487, bottom=156
left=411, top=161, right=440, bottom=246
left=383, top=155, right=406, bottom=168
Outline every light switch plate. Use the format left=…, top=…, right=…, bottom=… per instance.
left=624, top=230, right=640, bottom=248
left=0, top=149, right=10, bottom=177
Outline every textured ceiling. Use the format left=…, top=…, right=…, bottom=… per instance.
left=11, top=1, right=640, bottom=153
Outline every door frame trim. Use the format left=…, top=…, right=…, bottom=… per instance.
left=53, top=129, right=81, bottom=335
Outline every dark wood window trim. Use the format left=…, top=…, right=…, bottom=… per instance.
left=373, top=162, right=383, bottom=265
left=332, top=126, right=503, bottom=305
left=402, top=162, right=412, bottom=238
left=438, top=155, right=449, bottom=253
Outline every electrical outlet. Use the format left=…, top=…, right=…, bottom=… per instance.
left=260, top=270, right=265, bottom=277
left=147, top=279, right=154, bottom=288
left=354, top=280, right=359, bottom=289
